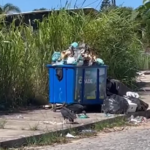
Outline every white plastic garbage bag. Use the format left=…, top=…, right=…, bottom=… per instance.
left=126, top=91, right=139, bottom=98
left=66, top=57, right=76, bottom=64
left=66, top=133, right=75, bottom=138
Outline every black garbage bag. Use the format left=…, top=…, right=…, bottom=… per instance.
left=127, top=96, right=149, bottom=112
left=102, top=94, right=129, bottom=114
left=106, top=78, right=131, bottom=96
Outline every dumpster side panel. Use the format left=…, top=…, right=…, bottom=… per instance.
left=99, top=67, right=107, bottom=100
left=66, top=68, right=76, bottom=104
left=74, top=68, right=82, bottom=103
left=49, top=66, right=75, bottom=104
left=49, top=68, right=54, bottom=103
left=49, top=67, right=67, bottom=104
left=53, top=68, right=67, bottom=104
left=74, top=66, right=107, bottom=105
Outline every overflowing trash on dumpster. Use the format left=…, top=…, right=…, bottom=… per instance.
left=51, top=42, right=104, bottom=66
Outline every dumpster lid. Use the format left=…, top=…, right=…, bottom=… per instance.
left=46, top=64, right=108, bottom=68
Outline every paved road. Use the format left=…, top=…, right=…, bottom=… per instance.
left=25, top=126, right=150, bottom=150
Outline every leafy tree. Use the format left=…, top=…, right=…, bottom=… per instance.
left=131, top=0, right=150, bottom=45
left=0, top=3, right=21, bottom=14
left=100, top=0, right=111, bottom=10
left=104, top=6, right=133, bottom=18
left=33, top=8, right=47, bottom=11
left=115, top=7, right=133, bottom=17
left=112, top=0, right=116, bottom=6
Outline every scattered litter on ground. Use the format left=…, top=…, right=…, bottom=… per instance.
left=16, top=115, right=24, bottom=119
left=128, top=115, right=147, bottom=125
left=42, top=121, right=63, bottom=125
left=42, top=105, right=52, bottom=109
left=102, top=78, right=149, bottom=115
left=103, top=127, right=126, bottom=133
left=78, top=114, right=89, bottom=119
left=66, top=133, right=75, bottom=138
left=104, top=113, right=115, bottom=117
left=81, top=129, right=96, bottom=134
left=125, top=98, right=137, bottom=113
left=56, top=104, right=64, bottom=106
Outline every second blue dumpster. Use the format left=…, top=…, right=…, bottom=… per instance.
left=47, top=65, right=107, bottom=105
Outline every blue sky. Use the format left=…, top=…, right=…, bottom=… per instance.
left=1, top=0, right=142, bottom=12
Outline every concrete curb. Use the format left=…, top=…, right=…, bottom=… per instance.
left=136, top=82, right=150, bottom=88
left=139, top=88, right=150, bottom=92
left=0, top=115, right=126, bottom=149
left=138, top=71, right=150, bottom=75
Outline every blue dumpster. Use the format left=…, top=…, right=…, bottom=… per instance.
left=46, top=65, right=107, bottom=105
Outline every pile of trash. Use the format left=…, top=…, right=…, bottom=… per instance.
left=102, top=78, right=149, bottom=114
left=128, top=115, right=147, bottom=125
left=51, top=42, right=104, bottom=66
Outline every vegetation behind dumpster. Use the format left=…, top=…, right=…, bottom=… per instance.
left=0, top=8, right=143, bottom=108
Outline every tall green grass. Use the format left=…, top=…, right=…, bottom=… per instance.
left=0, top=8, right=142, bottom=108
left=137, top=53, right=150, bottom=70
